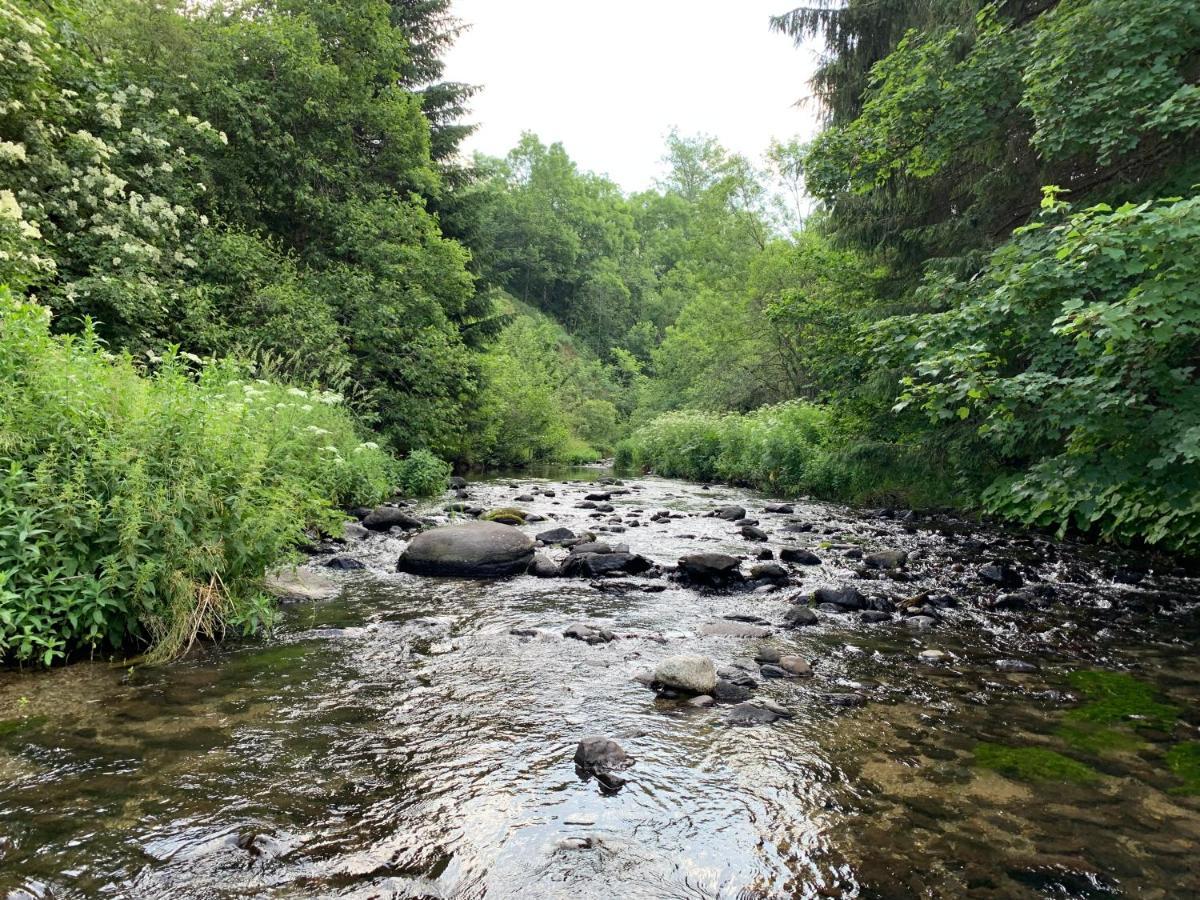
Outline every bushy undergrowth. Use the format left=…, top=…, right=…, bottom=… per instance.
left=617, top=402, right=964, bottom=508
left=396, top=449, right=452, bottom=498
left=0, top=289, right=397, bottom=665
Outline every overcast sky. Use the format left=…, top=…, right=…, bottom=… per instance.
left=443, top=1, right=820, bottom=193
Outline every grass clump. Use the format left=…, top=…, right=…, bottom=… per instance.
left=1166, top=743, right=1200, bottom=795
left=0, top=289, right=397, bottom=665
left=1066, top=671, right=1180, bottom=731
left=1056, top=722, right=1145, bottom=755
left=974, top=742, right=1101, bottom=784
left=617, top=402, right=964, bottom=508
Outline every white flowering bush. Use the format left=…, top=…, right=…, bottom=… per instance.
left=0, top=287, right=397, bottom=665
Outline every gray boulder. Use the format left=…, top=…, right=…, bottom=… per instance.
left=715, top=505, right=747, bottom=521
left=362, top=506, right=424, bottom=531
left=654, top=654, right=717, bottom=694
left=396, top=522, right=534, bottom=577
left=865, top=550, right=908, bottom=570
left=529, top=553, right=561, bottom=578
left=536, top=527, right=576, bottom=544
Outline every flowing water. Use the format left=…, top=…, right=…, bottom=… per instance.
left=1, top=470, right=1198, bottom=899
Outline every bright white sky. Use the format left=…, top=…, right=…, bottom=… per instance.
left=443, top=1, right=821, bottom=193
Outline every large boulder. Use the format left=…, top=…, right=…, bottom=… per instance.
left=654, top=654, right=717, bottom=694
left=676, top=553, right=743, bottom=587
left=715, top=505, right=747, bottom=521
left=397, top=522, right=534, bottom=577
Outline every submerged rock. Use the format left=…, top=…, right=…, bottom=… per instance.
left=265, top=568, right=341, bottom=601
left=397, top=522, right=535, bottom=577
left=563, top=623, right=616, bottom=644
left=654, top=654, right=717, bottom=694
left=725, top=702, right=783, bottom=726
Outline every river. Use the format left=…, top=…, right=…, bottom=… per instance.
left=0, top=469, right=1197, bottom=898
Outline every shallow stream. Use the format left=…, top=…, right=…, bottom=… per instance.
left=1, top=470, right=1198, bottom=898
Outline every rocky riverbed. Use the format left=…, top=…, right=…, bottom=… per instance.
left=1, top=468, right=1198, bottom=898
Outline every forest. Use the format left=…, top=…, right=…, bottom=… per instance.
left=1, top=0, right=1199, bottom=663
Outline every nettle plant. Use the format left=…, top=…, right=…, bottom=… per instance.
left=887, top=188, right=1200, bottom=551
left=0, top=0, right=224, bottom=342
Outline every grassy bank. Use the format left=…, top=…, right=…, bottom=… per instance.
left=0, top=289, right=399, bottom=665
left=615, top=402, right=968, bottom=510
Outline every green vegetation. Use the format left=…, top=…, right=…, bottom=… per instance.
left=0, top=288, right=395, bottom=664
left=1066, top=671, right=1181, bottom=731
left=1166, top=743, right=1200, bottom=795
left=396, top=450, right=452, bottom=499
left=974, top=742, right=1101, bottom=784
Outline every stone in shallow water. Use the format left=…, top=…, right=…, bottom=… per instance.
left=654, top=654, right=717, bottom=694
left=528, top=553, right=561, bottom=578
left=813, top=585, right=865, bottom=610
left=677, top=553, right=743, bottom=587
left=996, top=659, right=1038, bottom=673
left=265, top=568, right=341, bottom=601
left=783, top=605, right=819, bottom=628
left=715, top=505, right=746, bottom=521
left=397, top=522, right=534, bottom=577
left=725, top=702, right=783, bottom=725
left=573, top=736, right=631, bottom=772
left=536, top=527, right=576, bottom=544
left=778, top=655, right=812, bottom=677
left=780, top=547, right=821, bottom=565
left=563, top=623, right=616, bottom=644
left=362, top=505, right=423, bottom=531
left=865, top=549, right=908, bottom=570
left=699, top=621, right=772, bottom=638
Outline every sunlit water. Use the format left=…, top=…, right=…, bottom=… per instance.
left=1, top=471, right=1198, bottom=898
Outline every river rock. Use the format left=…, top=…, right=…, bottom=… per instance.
left=689, top=695, right=715, bottom=708
left=574, top=737, right=632, bottom=772
left=715, top=505, right=747, bottom=521
left=448, top=476, right=467, bottom=490
left=780, top=548, right=821, bottom=565
left=865, top=550, right=908, bottom=570
left=713, top=679, right=754, bottom=702
left=749, top=563, right=789, bottom=583
left=654, top=654, right=717, bottom=694
left=265, top=567, right=341, bottom=601
left=570, top=541, right=613, bottom=555
left=481, top=507, right=527, bottom=526
left=563, top=623, right=616, bottom=644
left=904, top=615, right=938, bottom=631
left=778, top=655, right=813, bottom=676
left=677, top=553, right=743, bottom=587
left=979, top=563, right=1024, bottom=589
left=341, top=521, right=370, bottom=541
left=585, top=492, right=612, bottom=501
left=725, top=702, right=782, bottom=726
left=996, top=659, right=1039, bottom=673
left=699, top=621, right=771, bottom=638
left=821, top=692, right=867, bottom=708
left=813, top=585, right=865, bottom=610
left=362, top=506, right=424, bottom=531
left=397, top=522, right=535, bottom=577
left=536, top=527, right=576, bottom=544
left=562, top=552, right=652, bottom=578
left=782, top=605, right=819, bottom=628
left=741, top=525, right=768, bottom=542
left=529, top=553, right=561, bottom=578
left=324, top=556, right=366, bottom=571
left=764, top=503, right=794, bottom=514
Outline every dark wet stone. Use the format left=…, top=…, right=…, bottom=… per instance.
left=713, top=680, right=754, bottom=702
left=860, top=610, right=893, bottom=624
left=561, top=552, right=653, bottom=578
left=363, top=506, right=424, bottom=531
left=676, top=553, right=744, bottom=587
left=764, top=503, right=794, bottom=513
left=574, top=736, right=632, bottom=772
left=813, top=585, right=865, bottom=610
left=585, top=492, right=612, bottom=501
left=990, top=591, right=1030, bottom=611
left=754, top=647, right=781, bottom=664
left=570, top=541, right=613, bottom=555
left=514, top=494, right=535, bottom=503
left=397, top=522, right=535, bottom=577
left=536, top=527, right=576, bottom=544
left=781, top=523, right=813, bottom=533
left=324, top=556, right=366, bottom=571
left=725, top=702, right=782, bottom=725
left=782, top=605, right=819, bottom=628
left=756, top=548, right=775, bottom=560
left=759, top=664, right=794, bottom=679
left=750, top=562, right=789, bottom=583
left=715, top=505, right=747, bottom=521
left=448, top=476, right=467, bottom=490
left=780, top=547, right=822, bottom=565
left=741, top=525, right=768, bottom=542
left=510, top=627, right=541, bottom=638
left=563, top=623, right=616, bottom=644
left=979, top=563, right=1024, bottom=589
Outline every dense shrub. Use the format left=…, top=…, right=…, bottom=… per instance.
left=396, top=449, right=452, bottom=498
left=0, top=289, right=396, bottom=665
